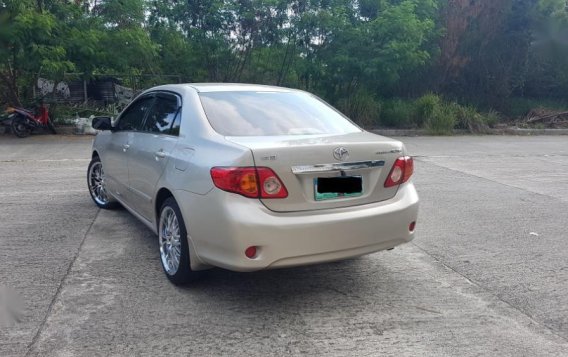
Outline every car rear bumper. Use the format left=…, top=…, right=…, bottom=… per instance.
left=175, top=182, right=419, bottom=272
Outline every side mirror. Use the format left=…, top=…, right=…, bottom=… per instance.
left=92, top=116, right=113, bottom=131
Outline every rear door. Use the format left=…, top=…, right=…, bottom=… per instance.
left=127, top=92, right=181, bottom=220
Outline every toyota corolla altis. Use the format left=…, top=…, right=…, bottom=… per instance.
left=88, top=83, right=419, bottom=284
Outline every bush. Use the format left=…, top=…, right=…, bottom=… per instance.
left=483, top=109, right=500, bottom=128
left=380, top=99, right=415, bottom=128
left=371, top=93, right=496, bottom=134
left=49, top=104, right=114, bottom=125
left=452, top=103, right=501, bottom=132
left=425, top=103, right=457, bottom=135
left=413, top=93, right=441, bottom=127
left=452, top=103, right=484, bottom=132
left=336, top=91, right=381, bottom=128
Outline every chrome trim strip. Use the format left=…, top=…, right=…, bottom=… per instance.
left=291, top=160, right=385, bottom=174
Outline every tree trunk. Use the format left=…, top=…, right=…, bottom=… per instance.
left=0, top=72, right=22, bottom=106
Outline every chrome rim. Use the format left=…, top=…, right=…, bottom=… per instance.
left=88, top=161, right=109, bottom=205
left=159, top=206, right=181, bottom=275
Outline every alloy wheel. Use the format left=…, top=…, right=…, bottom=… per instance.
left=159, top=206, right=182, bottom=275
left=88, top=161, right=109, bottom=205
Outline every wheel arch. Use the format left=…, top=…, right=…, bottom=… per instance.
left=155, top=187, right=174, bottom=229
left=154, top=187, right=211, bottom=272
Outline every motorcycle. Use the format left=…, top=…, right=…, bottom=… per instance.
left=4, top=102, right=56, bottom=138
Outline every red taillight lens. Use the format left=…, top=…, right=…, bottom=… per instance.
left=384, top=156, right=414, bottom=188
left=409, top=221, right=416, bottom=232
left=210, top=167, right=258, bottom=198
left=210, top=167, right=288, bottom=199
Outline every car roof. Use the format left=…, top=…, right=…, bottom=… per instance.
left=150, top=83, right=296, bottom=93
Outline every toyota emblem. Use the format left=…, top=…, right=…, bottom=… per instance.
left=333, top=147, right=349, bottom=161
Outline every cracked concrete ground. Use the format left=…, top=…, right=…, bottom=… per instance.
left=0, top=134, right=567, bottom=356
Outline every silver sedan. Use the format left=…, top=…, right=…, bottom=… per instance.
left=87, top=83, right=419, bottom=284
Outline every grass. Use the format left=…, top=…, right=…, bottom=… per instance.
left=425, top=103, right=457, bottom=135
left=346, top=93, right=504, bottom=134
left=413, top=93, right=441, bottom=128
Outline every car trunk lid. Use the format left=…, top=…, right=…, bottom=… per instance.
left=225, top=131, right=405, bottom=212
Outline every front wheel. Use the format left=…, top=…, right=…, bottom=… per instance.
left=87, top=157, right=118, bottom=209
left=159, top=197, right=200, bottom=285
left=11, top=115, right=31, bottom=138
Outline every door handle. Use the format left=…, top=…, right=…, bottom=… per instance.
left=155, top=150, right=167, bottom=159
left=122, top=144, right=130, bottom=152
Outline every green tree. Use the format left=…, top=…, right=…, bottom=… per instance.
left=0, top=0, right=73, bottom=105
left=524, top=0, right=568, bottom=99
left=1, top=0, right=568, bottom=120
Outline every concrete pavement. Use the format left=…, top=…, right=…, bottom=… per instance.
left=0, top=134, right=567, bottom=356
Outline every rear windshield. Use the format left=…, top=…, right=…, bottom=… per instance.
left=199, top=91, right=361, bottom=136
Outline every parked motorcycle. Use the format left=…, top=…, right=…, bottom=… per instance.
left=4, top=102, right=56, bottom=138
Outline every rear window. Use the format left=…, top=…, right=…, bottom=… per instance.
left=199, top=91, right=361, bottom=136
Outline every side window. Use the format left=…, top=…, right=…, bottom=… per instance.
left=142, top=94, right=181, bottom=135
left=116, top=96, right=154, bottom=131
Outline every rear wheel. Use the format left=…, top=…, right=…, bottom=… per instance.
left=11, top=116, right=31, bottom=138
left=158, top=197, right=200, bottom=285
left=87, top=157, right=118, bottom=209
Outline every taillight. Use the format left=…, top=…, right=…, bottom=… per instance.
left=384, top=156, right=414, bottom=188
left=402, top=156, right=414, bottom=183
left=210, top=167, right=288, bottom=199
left=257, top=167, right=288, bottom=198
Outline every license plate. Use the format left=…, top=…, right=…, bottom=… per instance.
left=314, top=176, right=363, bottom=201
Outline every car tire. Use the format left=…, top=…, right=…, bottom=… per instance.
left=158, top=197, right=200, bottom=285
left=87, top=156, right=118, bottom=209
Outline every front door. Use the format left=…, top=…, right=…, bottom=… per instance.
left=105, top=95, right=155, bottom=203
left=104, top=131, right=132, bottom=199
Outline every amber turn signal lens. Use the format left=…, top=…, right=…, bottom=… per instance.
left=240, top=173, right=258, bottom=194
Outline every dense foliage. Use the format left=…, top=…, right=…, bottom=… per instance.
left=1, top=0, right=567, bottom=128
